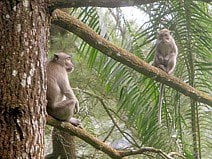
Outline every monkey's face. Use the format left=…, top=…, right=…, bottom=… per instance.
left=65, top=57, right=74, bottom=72
left=157, top=29, right=172, bottom=43
left=158, top=33, right=171, bottom=43
left=53, top=52, right=74, bottom=72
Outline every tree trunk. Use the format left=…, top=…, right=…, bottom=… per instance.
left=45, top=128, right=76, bottom=159
left=0, top=1, right=49, bottom=158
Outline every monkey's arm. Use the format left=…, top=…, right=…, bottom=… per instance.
left=153, top=53, right=167, bottom=72
left=152, top=54, right=161, bottom=67
left=64, top=92, right=79, bottom=114
left=61, top=82, right=80, bottom=114
left=64, top=87, right=76, bottom=99
left=152, top=48, right=164, bottom=66
left=165, top=53, right=177, bottom=74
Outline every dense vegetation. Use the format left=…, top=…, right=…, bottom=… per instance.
left=46, top=2, right=211, bottom=158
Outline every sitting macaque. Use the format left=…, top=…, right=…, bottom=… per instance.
left=45, top=52, right=80, bottom=159
left=153, top=29, right=178, bottom=125
left=153, top=28, right=178, bottom=74
left=46, top=52, right=80, bottom=126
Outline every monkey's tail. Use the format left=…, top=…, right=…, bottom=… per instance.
left=158, top=84, right=165, bottom=125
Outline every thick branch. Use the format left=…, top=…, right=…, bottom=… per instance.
left=48, top=0, right=211, bottom=9
left=47, top=116, right=121, bottom=159
left=51, top=9, right=212, bottom=106
left=46, top=116, right=183, bottom=159
left=48, top=0, right=159, bottom=9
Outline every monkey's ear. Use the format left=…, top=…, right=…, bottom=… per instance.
left=53, top=53, right=59, bottom=61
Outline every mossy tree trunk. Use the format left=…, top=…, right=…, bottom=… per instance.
left=0, top=1, right=49, bottom=158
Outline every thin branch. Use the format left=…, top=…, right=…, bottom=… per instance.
left=168, top=152, right=185, bottom=159
left=119, top=148, right=185, bottom=159
left=46, top=116, right=184, bottom=159
left=103, top=125, right=115, bottom=142
left=76, top=88, right=140, bottom=147
left=107, top=108, right=141, bottom=147
left=51, top=9, right=212, bottom=106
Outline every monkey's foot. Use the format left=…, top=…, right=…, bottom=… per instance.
left=70, top=117, right=83, bottom=128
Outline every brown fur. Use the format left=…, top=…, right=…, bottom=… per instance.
left=153, top=29, right=178, bottom=125
left=46, top=52, right=79, bottom=123
left=153, top=28, right=178, bottom=74
left=45, top=52, right=80, bottom=159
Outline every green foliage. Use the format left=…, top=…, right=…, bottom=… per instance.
left=47, top=1, right=212, bottom=158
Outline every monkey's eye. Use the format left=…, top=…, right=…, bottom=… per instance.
left=65, top=57, right=71, bottom=62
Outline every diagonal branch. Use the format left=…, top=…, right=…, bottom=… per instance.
left=47, top=116, right=121, bottom=159
left=46, top=116, right=184, bottom=159
left=51, top=9, right=212, bottom=106
left=75, top=88, right=140, bottom=148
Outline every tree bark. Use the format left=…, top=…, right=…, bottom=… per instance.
left=0, top=1, right=49, bottom=158
left=48, top=0, right=159, bottom=9
left=51, top=9, right=212, bottom=106
left=48, top=0, right=211, bottom=9
left=0, top=0, right=210, bottom=158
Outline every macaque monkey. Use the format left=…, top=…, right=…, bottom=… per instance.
left=46, top=52, right=80, bottom=125
left=153, top=29, right=178, bottom=125
left=45, top=52, right=80, bottom=159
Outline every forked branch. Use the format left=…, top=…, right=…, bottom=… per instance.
left=47, top=116, right=184, bottom=159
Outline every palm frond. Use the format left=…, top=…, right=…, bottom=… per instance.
left=66, top=2, right=211, bottom=157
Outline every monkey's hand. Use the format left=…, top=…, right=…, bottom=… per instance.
left=74, top=99, right=80, bottom=114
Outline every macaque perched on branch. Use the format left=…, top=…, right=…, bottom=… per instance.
left=45, top=52, right=80, bottom=159
left=153, top=29, right=178, bottom=125
left=46, top=52, right=80, bottom=125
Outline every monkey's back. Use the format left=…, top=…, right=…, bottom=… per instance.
left=46, top=61, right=67, bottom=105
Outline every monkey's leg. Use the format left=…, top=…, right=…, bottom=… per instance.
left=48, top=99, right=76, bottom=121
left=48, top=100, right=82, bottom=127
left=166, top=55, right=177, bottom=74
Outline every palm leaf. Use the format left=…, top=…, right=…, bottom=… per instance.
left=64, top=2, right=211, bottom=157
